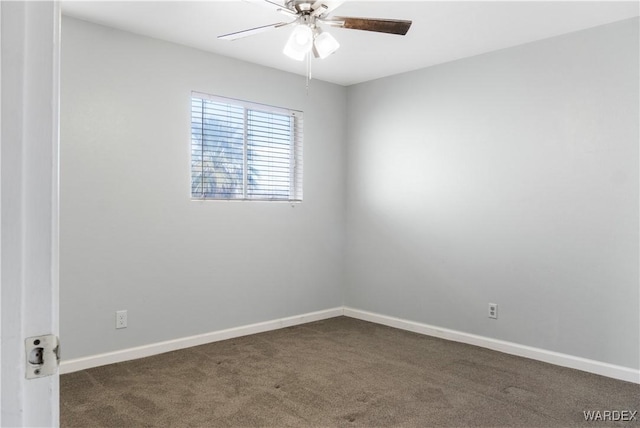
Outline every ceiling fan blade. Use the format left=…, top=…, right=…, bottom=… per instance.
left=218, top=22, right=292, bottom=41
left=323, top=17, right=412, bottom=35
left=243, top=0, right=298, bottom=17
left=310, top=0, right=345, bottom=18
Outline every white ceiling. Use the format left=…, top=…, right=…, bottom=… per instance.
left=61, top=1, right=639, bottom=86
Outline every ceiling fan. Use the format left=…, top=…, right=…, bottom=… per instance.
left=218, top=0, right=412, bottom=61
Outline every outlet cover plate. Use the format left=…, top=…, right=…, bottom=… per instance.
left=116, top=310, right=127, bottom=329
left=488, top=303, right=498, bottom=319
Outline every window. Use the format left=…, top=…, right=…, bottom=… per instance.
left=191, top=92, right=303, bottom=201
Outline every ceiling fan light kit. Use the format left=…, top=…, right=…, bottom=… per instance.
left=283, top=23, right=314, bottom=60
left=219, top=0, right=412, bottom=64
left=312, top=30, right=340, bottom=59
left=283, top=25, right=340, bottom=61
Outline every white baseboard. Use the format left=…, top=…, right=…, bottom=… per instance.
left=61, top=306, right=639, bottom=384
left=343, top=307, right=640, bottom=384
left=59, top=307, right=344, bottom=374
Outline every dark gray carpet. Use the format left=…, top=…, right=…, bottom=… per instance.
left=61, top=316, right=639, bottom=427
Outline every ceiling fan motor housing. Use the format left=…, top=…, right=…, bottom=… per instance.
left=286, top=1, right=317, bottom=15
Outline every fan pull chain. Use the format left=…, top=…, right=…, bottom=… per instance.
left=306, top=52, right=312, bottom=93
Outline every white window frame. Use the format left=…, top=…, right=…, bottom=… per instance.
left=190, top=92, right=303, bottom=202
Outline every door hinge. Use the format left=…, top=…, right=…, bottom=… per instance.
left=25, top=334, right=59, bottom=379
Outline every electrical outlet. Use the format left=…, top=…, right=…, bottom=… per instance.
left=116, top=310, right=127, bottom=329
left=488, top=303, right=498, bottom=319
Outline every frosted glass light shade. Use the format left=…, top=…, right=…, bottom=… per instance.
left=314, top=31, right=340, bottom=59
left=283, top=25, right=314, bottom=61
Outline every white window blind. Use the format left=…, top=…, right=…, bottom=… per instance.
left=191, top=92, right=303, bottom=201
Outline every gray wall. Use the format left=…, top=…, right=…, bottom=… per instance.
left=345, top=18, right=639, bottom=369
left=60, top=17, right=347, bottom=359
left=62, top=15, right=639, bottom=370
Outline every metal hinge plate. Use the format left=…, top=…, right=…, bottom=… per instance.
left=25, top=334, right=59, bottom=379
